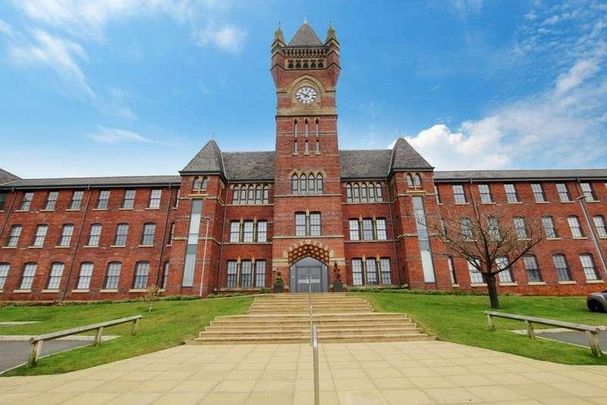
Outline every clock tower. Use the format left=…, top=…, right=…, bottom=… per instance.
left=270, top=22, right=345, bottom=291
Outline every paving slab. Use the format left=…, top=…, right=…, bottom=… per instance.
left=0, top=340, right=606, bottom=404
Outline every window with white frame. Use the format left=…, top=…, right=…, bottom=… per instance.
left=229, top=220, right=268, bottom=243
left=32, top=224, right=48, bottom=247
left=580, top=254, right=600, bottom=281
left=468, top=259, right=484, bottom=284
left=542, top=216, right=558, bottom=239
left=44, top=191, right=58, bottom=210
left=192, top=176, right=208, bottom=192
left=20, top=263, right=37, bottom=290
left=345, top=182, right=384, bottom=203
left=531, top=183, right=546, bottom=202
left=233, top=184, right=269, bottom=205
left=46, top=263, right=64, bottom=290
left=226, top=260, right=266, bottom=288
left=488, top=217, right=501, bottom=241
left=6, top=225, right=21, bottom=247
left=460, top=218, right=473, bottom=239
left=523, top=255, right=542, bottom=282
left=230, top=221, right=240, bottom=242
left=504, top=184, right=518, bottom=203
left=114, top=223, right=129, bottom=246
left=133, top=262, right=149, bottom=289
left=295, top=212, right=321, bottom=237
left=552, top=254, right=572, bottom=282
left=567, top=216, right=584, bottom=238
left=19, top=192, right=34, bottom=211
left=69, top=190, right=84, bottom=210
left=452, top=185, right=467, bottom=204
left=58, top=224, right=74, bottom=246
left=513, top=217, right=528, bottom=239
left=593, top=215, right=607, bottom=238
left=580, top=183, right=596, bottom=201
left=122, top=189, right=136, bottom=209
left=0, top=263, right=9, bottom=290
left=96, top=190, right=110, bottom=209
left=255, top=261, right=266, bottom=287
left=447, top=257, right=457, bottom=285
left=88, top=224, right=102, bottom=246
left=496, top=257, right=513, bottom=283
left=556, top=183, right=571, bottom=202
left=478, top=184, right=492, bottom=203
left=161, top=261, right=169, bottom=289
left=105, top=262, right=121, bottom=289
left=243, top=221, right=254, bottom=242
left=141, top=223, right=156, bottom=246
left=351, top=257, right=392, bottom=286
left=149, top=189, right=162, bottom=209
left=77, top=263, right=93, bottom=289
left=257, top=221, right=268, bottom=242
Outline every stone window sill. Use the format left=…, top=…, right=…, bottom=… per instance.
left=28, top=246, right=44, bottom=249
left=506, top=201, right=522, bottom=204
left=129, top=289, right=147, bottom=292
left=110, top=245, right=127, bottom=248
left=92, top=208, right=108, bottom=211
left=54, top=245, right=70, bottom=249
left=145, top=207, right=160, bottom=210
left=119, top=207, right=134, bottom=211
left=451, top=284, right=459, bottom=288
left=470, top=283, right=487, bottom=287
left=558, top=281, right=576, bottom=285
left=534, top=201, right=549, bottom=204
left=527, top=282, right=546, bottom=286
left=586, top=280, right=604, bottom=284
left=100, top=289, right=118, bottom=293
left=13, top=289, right=31, bottom=293
left=66, top=208, right=81, bottom=212
left=138, top=245, right=154, bottom=248
left=499, top=282, right=518, bottom=287
left=573, top=237, right=588, bottom=240
left=560, top=201, right=574, bottom=204
left=82, top=245, right=101, bottom=248
left=14, top=210, right=31, bottom=213
left=41, top=289, right=59, bottom=293
left=1, top=246, right=17, bottom=249
left=546, top=238, right=561, bottom=241
left=71, top=289, right=90, bottom=293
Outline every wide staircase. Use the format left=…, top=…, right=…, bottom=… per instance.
left=192, top=293, right=434, bottom=344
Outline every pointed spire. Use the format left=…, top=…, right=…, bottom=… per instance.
left=274, top=21, right=284, bottom=43
left=289, top=21, right=322, bottom=46
left=181, top=139, right=224, bottom=174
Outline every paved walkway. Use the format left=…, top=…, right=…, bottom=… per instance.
left=0, top=340, right=90, bottom=373
left=1, top=341, right=606, bottom=404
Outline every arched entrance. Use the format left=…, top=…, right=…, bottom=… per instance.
left=289, top=257, right=329, bottom=293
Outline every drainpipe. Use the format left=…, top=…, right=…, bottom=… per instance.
left=199, top=216, right=211, bottom=296
left=155, top=184, right=173, bottom=287
left=217, top=178, right=229, bottom=292
left=576, top=195, right=607, bottom=277
left=60, top=185, right=92, bottom=302
left=386, top=180, right=402, bottom=287
left=0, top=187, right=18, bottom=238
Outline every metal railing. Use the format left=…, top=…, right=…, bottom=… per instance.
left=29, top=314, right=142, bottom=365
left=308, top=271, right=320, bottom=404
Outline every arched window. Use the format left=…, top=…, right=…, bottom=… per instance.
left=375, top=183, right=383, bottom=202
left=315, top=118, right=319, bottom=137
left=201, top=177, right=208, bottom=190
left=304, top=118, right=309, bottom=137
left=307, top=174, right=314, bottom=194
left=360, top=183, right=368, bottom=202
left=263, top=185, right=269, bottom=204
left=255, top=185, right=262, bottom=204
left=353, top=184, right=360, bottom=201
left=247, top=185, right=254, bottom=203
left=317, top=174, right=323, bottom=194
left=368, top=183, right=376, bottom=201
left=193, top=176, right=201, bottom=191
left=292, top=175, right=299, bottom=194
left=300, top=174, right=307, bottom=195
left=294, top=119, right=298, bottom=137
left=414, top=174, right=422, bottom=187
left=294, top=139, right=298, bottom=154
left=346, top=184, right=352, bottom=202
left=305, top=139, right=309, bottom=153
left=240, top=186, right=247, bottom=204
left=406, top=174, right=414, bottom=187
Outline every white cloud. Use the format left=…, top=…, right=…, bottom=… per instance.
left=448, top=0, right=483, bottom=18
left=193, top=23, right=247, bottom=54
left=7, top=29, right=94, bottom=99
left=88, top=127, right=157, bottom=144
left=555, top=59, right=600, bottom=95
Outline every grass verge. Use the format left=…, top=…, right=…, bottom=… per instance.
left=0, top=296, right=252, bottom=376
left=356, top=291, right=607, bottom=365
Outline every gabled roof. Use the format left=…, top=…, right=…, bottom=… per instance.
left=0, top=168, right=19, bottom=185
left=434, top=169, right=607, bottom=182
left=181, top=140, right=224, bottom=174
left=288, top=22, right=323, bottom=46
left=391, top=138, right=433, bottom=171
left=0, top=175, right=181, bottom=190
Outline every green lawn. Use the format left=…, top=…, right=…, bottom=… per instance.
left=356, top=291, right=607, bottom=365
left=0, top=296, right=252, bottom=376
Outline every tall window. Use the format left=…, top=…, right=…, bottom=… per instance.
left=349, top=218, right=387, bottom=241
left=552, top=254, right=571, bottom=282
left=488, top=217, right=501, bottom=241
left=379, top=258, right=392, bottom=284
left=114, top=223, right=129, bottom=246
left=349, top=219, right=360, bottom=241
left=351, top=258, right=391, bottom=286
left=32, top=224, right=48, bottom=247
left=376, top=219, right=387, bottom=240
left=523, top=255, right=541, bottom=282
left=513, top=217, right=528, bottom=239
left=97, top=190, right=110, bottom=209
left=226, top=260, right=266, bottom=288
left=193, top=176, right=208, bottom=192
left=580, top=254, right=599, bottom=281
left=542, top=216, right=558, bottom=239
left=44, top=191, right=59, bottom=210
left=346, top=184, right=352, bottom=202
left=226, top=261, right=238, bottom=288
left=105, top=262, right=122, bottom=289
left=580, top=182, right=596, bottom=201
left=365, top=258, right=378, bottom=285
left=504, top=184, right=518, bottom=203
left=406, top=174, right=414, bottom=187
left=141, top=223, right=156, bottom=246
left=133, top=262, right=149, bottom=289
left=253, top=261, right=265, bottom=287
left=310, top=213, right=321, bottom=236
left=88, top=224, right=102, bottom=246
left=69, top=191, right=84, bottom=210
left=240, top=261, right=252, bottom=287
left=230, top=221, right=240, bottom=242
left=468, top=259, right=484, bottom=284
left=58, top=224, right=74, bottom=247
left=496, top=257, right=513, bottom=283
left=316, top=175, right=323, bottom=194
left=556, top=183, right=571, bottom=202
left=77, top=263, right=93, bottom=289
left=149, top=189, right=162, bottom=209
left=20, top=263, right=37, bottom=290
left=593, top=215, right=607, bottom=238
left=567, top=216, right=583, bottom=238
left=6, top=225, right=22, bottom=247
left=183, top=200, right=203, bottom=287
left=447, top=257, right=457, bottom=285
left=295, top=212, right=321, bottom=237
left=352, top=259, right=363, bottom=286
left=300, top=174, right=307, bottom=195
left=0, top=263, right=9, bottom=290
left=230, top=221, right=268, bottom=243
left=413, top=174, right=422, bottom=187
left=20, top=192, right=34, bottom=211
left=161, top=261, right=169, bottom=289
left=531, top=183, right=546, bottom=202
left=257, top=221, right=268, bottom=242
left=47, top=263, right=64, bottom=290
left=243, top=221, right=254, bottom=242
left=122, top=189, right=136, bottom=209
left=362, top=219, right=374, bottom=240
left=292, top=175, right=299, bottom=194
left=460, top=218, right=473, bottom=239
left=452, top=185, right=466, bottom=204
left=478, top=184, right=492, bottom=204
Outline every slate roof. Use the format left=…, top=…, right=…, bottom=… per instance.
left=181, top=140, right=223, bottom=173
left=434, top=169, right=607, bottom=182
left=223, top=152, right=275, bottom=181
left=288, top=22, right=323, bottom=46
left=0, top=168, right=19, bottom=185
left=339, top=150, right=392, bottom=179
left=391, top=138, right=433, bottom=170
left=0, top=175, right=181, bottom=190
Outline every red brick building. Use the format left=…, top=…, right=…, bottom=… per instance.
left=1, top=23, right=606, bottom=301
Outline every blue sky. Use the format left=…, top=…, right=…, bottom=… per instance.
left=0, top=0, right=606, bottom=178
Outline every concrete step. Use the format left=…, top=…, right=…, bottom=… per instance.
left=210, top=320, right=414, bottom=328
left=200, top=327, right=420, bottom=337
left=192, top=333, right=435, bottom=344
left=214, top=313, right=409, bottom=321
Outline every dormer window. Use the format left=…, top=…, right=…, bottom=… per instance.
left=193, top=176, right=208, bottom=193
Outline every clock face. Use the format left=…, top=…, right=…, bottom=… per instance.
left=295, top=86, right=317, bottom=104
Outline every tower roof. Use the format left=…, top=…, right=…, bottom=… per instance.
left=288, top=22, right=323, bottom=46
left=181, top=140, right=224, bottom=174
left=390, top=138, right=433, bottom=170
left=0, top=168, right=19, bottom=185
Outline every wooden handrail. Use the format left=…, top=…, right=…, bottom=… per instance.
left=29, top=314, right=142, bottom=365
left=485, top=311, right=605, bottom=357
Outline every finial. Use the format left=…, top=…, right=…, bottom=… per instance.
left=304, top=17, right=308, bottom=24
left=211, top=130, right=216, bottom=141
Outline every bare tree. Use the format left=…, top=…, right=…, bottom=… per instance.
left=427, top=204, right=546, bottom=309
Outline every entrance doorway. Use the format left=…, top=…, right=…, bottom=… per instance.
left=289, top=257, right=328, bottom=293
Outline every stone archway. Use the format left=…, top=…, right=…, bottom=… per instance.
left=285, top=240, right=333, bottom=267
